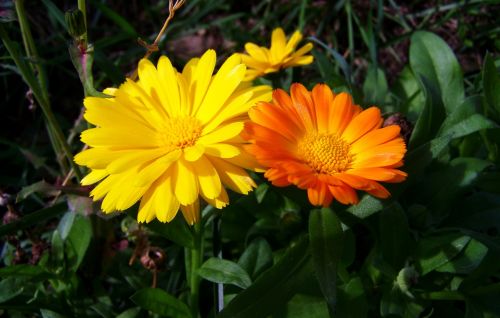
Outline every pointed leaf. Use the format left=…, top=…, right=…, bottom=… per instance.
left=309, top=208, right=343, bottom=312
left=198, top=257, right=252, bottom=289
left=130, top=288, right=190, bottom=318
left=410, top=31, right=464, bottom=114
left=220, top=236, right=310, bottom=318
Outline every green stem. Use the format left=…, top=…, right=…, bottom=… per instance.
left=298, top=0, right=308, bottom=32
left=189, top=221, right=204, bottom=318
left=0, top=24, right=83, bottom=180
left=345, top=0, right=354, bottom=66
left=14, top=0, right=48, bottom=100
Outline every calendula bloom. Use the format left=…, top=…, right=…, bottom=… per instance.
left=239, top=27, right=314, bottom=81
left=75, top=50, right=271, bottom=224
left=244, top=83, right=407, bottom=207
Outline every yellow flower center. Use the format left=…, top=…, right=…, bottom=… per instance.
left=161, top=117, right=202, bottom=149
left=297, top=132, right=351, bottom=174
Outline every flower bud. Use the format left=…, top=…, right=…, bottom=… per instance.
left=65, top=9, right=86, bottom=38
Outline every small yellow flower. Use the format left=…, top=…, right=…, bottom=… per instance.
left=239, top=27, right=314, bottom=81
left=75, top=50, right=271, bottom=224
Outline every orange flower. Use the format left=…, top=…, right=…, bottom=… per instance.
left=244, top=83, right=407, bottom=207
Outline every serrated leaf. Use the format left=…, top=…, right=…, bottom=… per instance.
left=410, top=31, right=464, bottom=114
left=130, top=288, right=190, bottom=318
left=220, top=236, right=310, bottom=318
left=198, top=257, right=252, bottom=289
left=309, top=208, right=343, bottom=312
left=238, top=238, right=273, bottom=279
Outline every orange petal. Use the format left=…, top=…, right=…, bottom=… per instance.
left=290, top=83, right=315, bottom=130
left=265, top=168, right=291, bottom=186
left=307, top=182, right=332, bottom=207
left=350, top=125, right=402, bottom=154
left=329, top=184, right=359, bottom=205
left=329, top=93, right=355, bottom=135
left=312, top=84, right=335, bottom=133
left=342, top=107, right=382, bottom=144
left=346, top=168, right=407, bottom=182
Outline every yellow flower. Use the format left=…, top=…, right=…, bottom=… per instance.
left=239, top=27, right=314, bottom=81
left=244, top=83, right=407, bottom=207
left=75, top=50, right=271, bottom=224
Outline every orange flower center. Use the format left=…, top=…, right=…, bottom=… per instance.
left=161, top=117, right=202, bottom=149
left=297, top=132, right=351, bottom=174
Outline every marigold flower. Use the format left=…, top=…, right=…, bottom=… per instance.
left=244, top=83, right=407, bottom=207
left=75, top=50, right=271, bottom=224
left=239, top=27, right=314, bottom=81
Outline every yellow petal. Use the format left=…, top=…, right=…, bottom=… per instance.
left=157, top=55, right=182, bottom=116
left=199, top=122, right=244, bottom=145
left=209, top=157, right=255, bottom=194
left=196, top=54, right=246, bottom=124
left=205, top=143, right=241, bottom=158
left=81, top=127, right=159, bottom=148
left=106, top=148, right=168, bottom=174
left=135, top=150, right=181, bottom=186
left=184, top=144, right=205, bottom=162
left=190, top=50, right=216, bottom=114
left=180, top=200, right=200, bottom=225
left=173, top=157, right=199, bottom=205
left=192, top=155, right=221, bottom=199
left=81, top=169, right=108, bottom=186
left=152, top=173, right=180, bottom=223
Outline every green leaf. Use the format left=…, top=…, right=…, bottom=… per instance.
left=130, top=288, right=190, bottom=318
left=436, top=239, right=488, bottom=274
left=379, top=203, right=413, bottom=272
left=416, top=232, right=470, bottom=275
left=198, top=257, right=252, bottom=289
left=0, top=277, right=25, bottom=303
left=363, top=66, right=388, bottom=106
left=392, top=66, right=426, bottom=122
left=40, top=309, right=67, bottom=318
left=410, top=31, right=464, bottom=114
left=336, top=277, right=368, bottom=318
left=483, top=52, right=500, bottom=120
left=146, top=214, right=194, bottom=248
left=16, top=180, right=59, bottom=202
left=237, top=238, right=273, bottom=279
left=57, top=211, right=76, bottom=240
left=285, top=294, right=329, bottom=318
left=438, top=96, right=497, bottom=139
left=89, top=0, right=137, bottom=37
left=409, top=76, right=445, bottom=149
left=220, top=236, right=311, bottom=318
left=0, top=203, right=67, bottom=237
left=0, top=264, right=51, bottom=279
left=66, top=214, right=92, bottom=272
left=347, top=195, right=384, bottom=219
left=309, top=208, right=343, bottom=312
left=308, top=36, right=352, bottom=87
left=116, top=307, right=141, bottom=318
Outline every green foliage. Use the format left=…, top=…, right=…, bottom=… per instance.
left=1, top=1, right=500, bottom=317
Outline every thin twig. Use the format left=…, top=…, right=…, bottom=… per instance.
left=130, top=0, right=186, bottom=80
